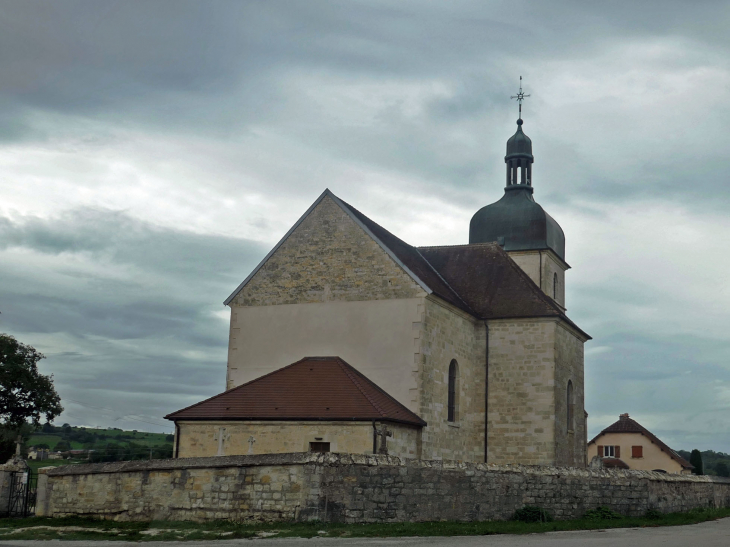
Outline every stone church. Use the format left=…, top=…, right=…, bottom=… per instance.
left=166, top=116, right=590, bottom=467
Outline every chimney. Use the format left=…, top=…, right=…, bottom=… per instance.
left=619, top=413, right=629, bottom=420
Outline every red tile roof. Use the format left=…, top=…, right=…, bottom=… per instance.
left=588, top=414, right=693, bottom=470
left=165, top=357, right=426, bottom=427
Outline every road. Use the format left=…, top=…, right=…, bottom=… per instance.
left=2, top=518, right=729, bottom=546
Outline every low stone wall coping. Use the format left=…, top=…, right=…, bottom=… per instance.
left=44, top=452, right=730, bottom=484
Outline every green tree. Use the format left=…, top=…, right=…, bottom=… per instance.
left=716, top=462, right=729, bottom=478
left=0, top=334, right=63, bottom=429
left=0, top=334, right=63, bottom=460
left=690, top=449, right=704, bottom=475
left=54, top=440, right=71, bottom=452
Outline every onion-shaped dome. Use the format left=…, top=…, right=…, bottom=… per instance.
left=506, top=119, right=533, bottom=159
left=469, top=189, right=565, bottom=259
left=469, top=118, right=565, bottom=260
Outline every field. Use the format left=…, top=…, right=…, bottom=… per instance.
left=28, top=427, right=170, bottom=451
left=25, top=425, right=173, bottom=464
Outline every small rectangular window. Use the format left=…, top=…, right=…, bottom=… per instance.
left=632, top=446, right=643, bottom=458
left=603, top=445, right=615, bottom=457
left=309, top=442, right=330, bottom=453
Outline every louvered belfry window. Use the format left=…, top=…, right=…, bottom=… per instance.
left=448, top=360, right=458, bottom=422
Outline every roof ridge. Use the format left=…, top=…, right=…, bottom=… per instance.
left=336, top=358, right=388, bottom=418
left=414, top=247, right=477, bottom=315
left=417, top=243, right=500, bottom=250
left=166, top=356, right=426, bottom=426
left=330, top=194, right=433, bottom=295
left=223, top=189, right=334, bottom=306
left=494, top=245, right=564, bottom=316
left=337, top=359, right=426, bottom=426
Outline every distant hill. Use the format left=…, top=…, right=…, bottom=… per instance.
left=28, top=424, right=174, bottom=463
left=677, top=449, right=730, bottom=476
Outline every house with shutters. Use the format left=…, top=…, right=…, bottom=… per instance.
left=587, top=413, right=693, bottom=474
left=166, top=114, right=591, bottom=467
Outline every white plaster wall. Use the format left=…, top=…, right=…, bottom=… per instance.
left=227, top=298, right=424, bottom=412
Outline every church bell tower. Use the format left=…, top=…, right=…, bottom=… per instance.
left=469, top=78, right=569, bottom=309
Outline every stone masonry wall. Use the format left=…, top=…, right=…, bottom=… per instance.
left=417, top=297, right=485, bottom=462
left=487, top=319, right=556, bottom=466
left=37, top=454, right=730, bottom=523
left=176, top=421, right=421, bottom=460
left=553, top=323, right=587, bottom=467
left=231, top=195, right=425, bottom=308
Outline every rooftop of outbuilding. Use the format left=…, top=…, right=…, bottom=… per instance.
left=165, top=356, right=426, bottom=426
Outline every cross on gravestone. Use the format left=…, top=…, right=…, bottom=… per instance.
left=376, top=426, right=392, bottom=455
left=214, top=427, right=231, bottom=456
left=247, top=436, right=256, bottom=455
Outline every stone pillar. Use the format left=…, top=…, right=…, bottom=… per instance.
left=0, top=461, right=27, bottom=515
left=35, top=467, right=52, bottom=517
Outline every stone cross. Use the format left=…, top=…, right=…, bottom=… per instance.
left=247, top=436, right=256, bottom=455
left=376, top=426, right=392, bottom=455
left=214, top=427, right=231, bottom=456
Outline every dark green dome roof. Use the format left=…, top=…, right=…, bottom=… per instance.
left=469, top=187, right=565, bottom=259
left=469, top=118, right=565, bottom=260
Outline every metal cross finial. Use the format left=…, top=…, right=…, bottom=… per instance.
left=510, top=76, right=530, bottom=119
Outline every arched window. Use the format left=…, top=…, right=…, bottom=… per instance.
left=567, top=380, right=574, bottom=432
left=553, top=273, right=558, bottom=300
left=448, top=360, right=458, bottom=422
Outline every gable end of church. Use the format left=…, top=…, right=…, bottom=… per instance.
left=226, top=190, right=430, bottom=308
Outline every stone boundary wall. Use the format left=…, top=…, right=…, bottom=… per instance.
left=36, top=453, right=730, bottom=523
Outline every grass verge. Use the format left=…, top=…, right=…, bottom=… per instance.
left=1, top=507, right=729, bottom=541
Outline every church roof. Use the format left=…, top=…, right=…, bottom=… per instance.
left=338, top=197, right=472, bottom=314
left=418, top=243, right=563, bottom=320
left=588, top=414, right=693, bottom=470
left=343, top=200, right=587, bottom=337
left=164, top=356, right=427, bottom=427
left=224, top=189, right=588, bottom=339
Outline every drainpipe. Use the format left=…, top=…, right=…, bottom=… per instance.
left=174, top=422, right=180, bottom=459
left=372, top=421, right=377, bottom=454
left=484, top=321, right=489, bottom=463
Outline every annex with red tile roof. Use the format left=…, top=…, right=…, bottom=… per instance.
left=588, top=413, right=693, bottom=470
left=165, top=357, right=426, bottom=427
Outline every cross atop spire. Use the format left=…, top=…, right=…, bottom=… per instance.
left=510, top=76, right=530, bottom=120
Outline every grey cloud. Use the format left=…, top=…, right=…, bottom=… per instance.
left=2, top=0, right=728, bottom=211
left=0, top=208, right=266, bottom=429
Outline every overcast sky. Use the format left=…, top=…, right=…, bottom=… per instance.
left=1, top=0, right=729, bottom=452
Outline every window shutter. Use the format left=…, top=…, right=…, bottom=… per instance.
left=597, top=445, right=603, bottom=457
left=632, top=446, right=643, bottom=458
left=615, top=445, right=621, bottom=458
